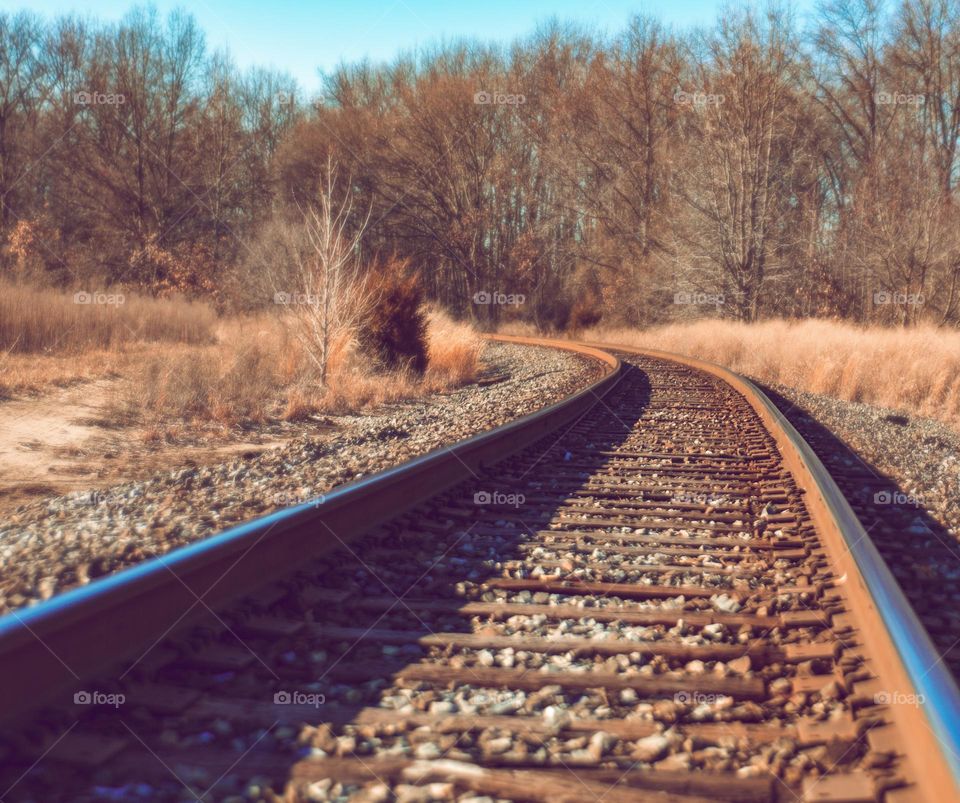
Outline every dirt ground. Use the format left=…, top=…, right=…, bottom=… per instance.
left=0, top=378, right=320, bottom=518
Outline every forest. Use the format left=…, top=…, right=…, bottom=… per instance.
left=1, top=0, right=958, bottom=329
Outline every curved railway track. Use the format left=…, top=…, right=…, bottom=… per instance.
left=0, top=337, right=958, bottom=802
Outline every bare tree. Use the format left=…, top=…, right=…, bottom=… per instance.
left=0, top=12, right=44, bottom=239
left=674, top=8, right=815, bottom=321
left=894, top=0, right=960, bottom=195
left=269, top=161, right=376, bottom=385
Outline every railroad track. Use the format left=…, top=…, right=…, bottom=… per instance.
left=1, top=337, right=958, bottom=802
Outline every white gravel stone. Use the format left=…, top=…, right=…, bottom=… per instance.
left=632, top=733, right=670, bottom=763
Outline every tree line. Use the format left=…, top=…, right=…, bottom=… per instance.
left=0, top=7, right=298, bottom=298
left=2, top=1, right=959, bottom=327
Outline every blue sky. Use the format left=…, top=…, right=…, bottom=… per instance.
left=10, top=0, right=819, bottom=93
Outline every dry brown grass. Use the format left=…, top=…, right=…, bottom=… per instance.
left=0, top=349, right=123, bottom=397
left=318, top=367, right=420, bottom=413
left=581, top=320, right=960, bottom=427
left=0, top=282, right=217, bottom=400
left=0, top=280, right=215, bottom=354
left=129, top=344, right=281, bottom=425
left=1, top=281, right=485, bottom=425
left=423, top=308, right=484, bottom=388
left=120, top=317, right=294, bottom=426
left=284, top=310, right=483, bottom=415
left=122, top=309, right=485, bottom=426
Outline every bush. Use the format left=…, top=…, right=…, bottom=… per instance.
left=568, top=270, right=604, bottom=333
left=569, top=297, right=603, bottom=332
left=360, top=256, right=428, bottom=373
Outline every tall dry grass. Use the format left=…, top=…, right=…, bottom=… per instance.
left=0, top=280, right=215, bottom=353
left=1, top=281, right=486, bottom=425
left=125, top=310, right=485, bottom=426
left=125, top=326, right=287, bottom=426
left=282, top=309, right=484, bottom=416
left=424, top=308, right=484, bottom=387
left=582, top=320, right=960, bottom=426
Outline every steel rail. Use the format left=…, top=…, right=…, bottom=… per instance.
left=581, top=339, right=960, bottom=802
left=0, top=339, right=620, bottom=726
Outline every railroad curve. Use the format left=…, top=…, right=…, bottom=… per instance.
left=0, top=337, right=957, bottom=803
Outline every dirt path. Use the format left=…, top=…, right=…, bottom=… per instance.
left=0, top=380, right=293, bottom=517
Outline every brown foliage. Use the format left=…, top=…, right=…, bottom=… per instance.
left=129, top=236, right=221, bottom=299
left=360, top=257, right=428, bottom=374
left=3, top=4, right=960, bottom=330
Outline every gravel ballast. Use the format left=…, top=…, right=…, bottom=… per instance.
left=0, top=342, right=602, bottom=614
left=761, top=382, right=960, bottom=538
left=756, top=380, right=960, bottom=679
